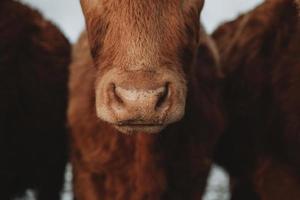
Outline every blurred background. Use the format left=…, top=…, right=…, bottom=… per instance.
left=16, top=0, right=263, bottom=199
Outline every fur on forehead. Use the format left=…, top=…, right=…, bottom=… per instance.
left=81, top=0, right=205, bottom=38
left=81, top=0, right=205, bottom=66
left=81, top=0, right=205, bottom=15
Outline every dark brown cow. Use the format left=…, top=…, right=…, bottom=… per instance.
left=213, top=0, right=300, bottom=199
left=0, top=1, right=70, bottom=199
left=68, top=0, right=224, bottom=199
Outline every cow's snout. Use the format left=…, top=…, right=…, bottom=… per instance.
left=96, top=69, right=187, bottom=134
left=111, top=83, right=170, bottom=115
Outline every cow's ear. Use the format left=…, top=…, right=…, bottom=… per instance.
left=182, top=0, right=205, bottom=15
left=80, top=0, right=102, bottom=16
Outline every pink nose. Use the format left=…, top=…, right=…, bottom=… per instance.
left=108, top=83, right=171, bottom=124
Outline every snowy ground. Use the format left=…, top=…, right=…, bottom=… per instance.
left=60, top=164, right=230, bottom=200
left=203, top=165, right=230, bottom=200
left=17, top=164, right=230, bottom=200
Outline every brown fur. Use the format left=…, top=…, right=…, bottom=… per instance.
left=0, top=1, right=70, bottom=199
left=213, top=0, right=300, bottom=199
left=68, top=0, right=224, bottom=199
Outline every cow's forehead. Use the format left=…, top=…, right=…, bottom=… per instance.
left=101, top=0, right=181, bottom=10
left=85, top=0, right=201, bottom=39
left=85, top=0, right=201, bottom=64
left=98, top=1, right=189, bottom=48
left=101, top=0, right=183, bottom=24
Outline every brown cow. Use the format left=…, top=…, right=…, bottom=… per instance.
left=0, top=1, right=70, bottom=199
left=68, top=0, right=224, bottom=199
left=213, top=0, right=300, bottom=199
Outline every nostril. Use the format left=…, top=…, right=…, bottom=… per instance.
left=109, top=83, right=124, bottom=105
left=155, top=83, right=170, bottom=110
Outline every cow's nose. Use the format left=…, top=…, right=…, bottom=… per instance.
left=108, top=83, right=170, bottom=120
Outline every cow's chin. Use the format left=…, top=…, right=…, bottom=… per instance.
left=113, top=124, right=166, bottom=134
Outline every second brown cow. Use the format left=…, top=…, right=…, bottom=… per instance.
left=213, top=0, right=300, bottom=199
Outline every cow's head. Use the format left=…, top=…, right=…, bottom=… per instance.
left=80, top=0, right=204, bottom=134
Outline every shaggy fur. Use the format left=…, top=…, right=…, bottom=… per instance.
left=213, top=0, right=300, bottom=199
left=68, top=0, right=224, bottom=199
left=0, top=1, right=70, bottom=199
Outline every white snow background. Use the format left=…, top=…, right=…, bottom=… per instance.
left=15, top=0, right=263, bottom=199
